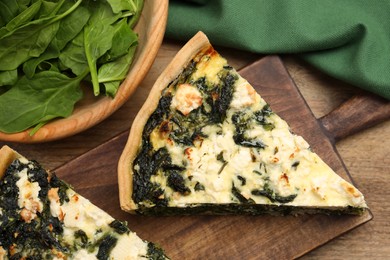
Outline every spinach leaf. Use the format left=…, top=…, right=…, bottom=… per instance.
left=1, top=0, right=80, bottom=39
left=0, top=70, right=18, bottom=86
left=97, top=236, right=117, bottom=260
left=23, top=4, right=90, bottom=78
left=84, top=21, right=115, bottom=96
left=99, top=18, right=136, bottom=63
left=107, top=0, right=135, bottom=14
left=127, top=0, right=144, bottom=27
left=0, top=0, right=20, bottom=27
left=83, top=1, right=116, bottom=95
left=50, top=3, right=90, bottom=52
left=0, top=0, right=82, bottom=70
left=0, top=20, right=60, bottom=70
left=98, top=34, right=137, bottom=97
left=23, top=50, right=60, bottom=78
left=167, top=171, right=190, bottom=194
left=106, top=0, right=144, bottom=27
left=17, top=0, right=33, bottom=11
left=0, top=71, right=85, bottom=133
left=232, top=111, right=267, bottom=149
left=35, top=0, right=65, bottom=19
left=101, top=81, right=120, bottom=97
left=5, top=0, right=42, bottom=32
left=59, top=31, right=89, bottom=76
left=251, top=183, right=297, bottom=204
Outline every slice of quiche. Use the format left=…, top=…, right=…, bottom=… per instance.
left=0, top=146, right=168, bottom=259
left=118, top=32, right=367, bottom=215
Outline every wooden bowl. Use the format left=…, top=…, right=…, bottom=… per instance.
left=0, top=0, right=168, bottom=143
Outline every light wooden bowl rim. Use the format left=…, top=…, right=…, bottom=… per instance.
left=0, top=0, right=168, bottom=143
left=118, top=31, right=211, bottom=213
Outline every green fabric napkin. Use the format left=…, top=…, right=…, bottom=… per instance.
left=166, top=0, right=390, bottom=100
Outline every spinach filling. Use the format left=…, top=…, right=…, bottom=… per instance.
left=0, top=159, right=70, bottom=257
left=97, top=236, right=118, bottom=260
left=167, top=171, right=190, bottom=194
left=74, top=230, right=89, bottom=247
left=109, top=220, right=130, bottom=235
left=143, top=95, right=173, bottom=140
left=133, top=145, right=171, bottom=204
left=208, top=72, right=237, bottom=124
left=254, top=104, right=275, bottom=131
left=231, top=104, right=275, bottom=149
left=231, top=184, right=255, bottom=204
left=147, top=242, right=168, bottom=260
left=251, top=182, right=297, bottom=204
left=133, top=145, right=190, bottom=206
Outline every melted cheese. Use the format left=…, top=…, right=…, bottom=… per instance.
left=72, top=249, right=98, bottom=260
left=110, top=232, right=149, bottom=259
left=190, top=52, right=227, bottom=85
left=60, top=190, right=115, bottom=244
left=230, top=78, right=261, bottom=109
left=16, top=169, right=43, bottom=222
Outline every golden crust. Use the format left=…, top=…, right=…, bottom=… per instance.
left=117, top=32, right=212, bottom=213
left=0, top=145, right=22, bottom=180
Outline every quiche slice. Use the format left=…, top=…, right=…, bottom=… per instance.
left=0, top=146, right=168, bottom=259
left=118, top=32, right=367, bottom=215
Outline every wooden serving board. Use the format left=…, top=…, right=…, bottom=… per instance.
left=54, top=56, right=372, bottom=259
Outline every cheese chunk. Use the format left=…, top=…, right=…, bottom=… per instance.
left=171, top=83, right=203, bottom=115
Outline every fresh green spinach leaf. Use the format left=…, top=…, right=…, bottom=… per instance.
left=99, top=18, right=136, bottom=63
left=0, top=70, right=18, bottom=87
left=59, top=31, right=89, bottom=76
left=98, top=41, right=137, bottom=97
left=23, top=50, right=59, bottom=79
left=83, top=2, right=116, bottom=96
left=0, top=21, right=60, bottom=70
left=5, top=0, right=42, bottom=32
left=0, top=0, right=83, bottom=70
left=98, top=40, right=137, bottom=82
left=23, top=4, right=90, bottom=78
left=0, top=0, right=20, bottom=26
left=107, top=0, right=134, bottom=14
left=102, top=81, right=121, bottom=98
left=0, top=71, right=85, bottom=133
left=127, top=0, right=144, bottom=27
left=50, top=3, right=90, bottom=52
left=16, top=0, right=33, bottom=12
left=35, top=0, right=65, bottom=19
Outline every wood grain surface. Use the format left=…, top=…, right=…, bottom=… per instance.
left=0, top=39, right=389, bottom=259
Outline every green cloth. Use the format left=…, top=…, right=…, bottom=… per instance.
left=166, top=0, right=390, bottom=100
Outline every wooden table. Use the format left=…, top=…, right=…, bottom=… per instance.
left=1, top=39, right=389, bottom=259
